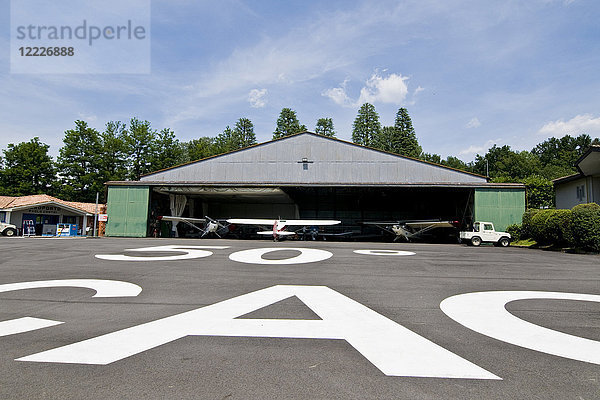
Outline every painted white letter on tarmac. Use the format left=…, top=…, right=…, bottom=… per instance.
left=18, top=285, right=499, bottom=379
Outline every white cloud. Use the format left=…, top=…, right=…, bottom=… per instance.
left=357, top=73, right=409, bottom=105
left=466, top=117, right=481, bottom=128
left=248, top=88, right=267, bottom=108
left=537, top=114, right=600, bottom=136
left=323, top=72, right=411, bottom=108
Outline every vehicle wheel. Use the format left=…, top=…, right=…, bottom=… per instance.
left=498, top=237, right=510, bottom=247
left=470, top=236, right=482, bottom=246
left=3, top=228, right=16, bottom=237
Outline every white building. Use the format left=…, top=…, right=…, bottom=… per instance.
left=554, top=146, right=600, bottom=209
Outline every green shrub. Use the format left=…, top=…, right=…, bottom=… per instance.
left=505, top=224, right=521, bottom=241
left=529, top=209, right=572, bottom=246
left=521, top=209, right=541, bottom=239
left=569, top=203, right=600, bottom=252
left=544, top=209, right=572, bottom=246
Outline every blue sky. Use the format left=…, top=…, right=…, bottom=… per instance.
left=1, top=0, right=599, bottom=161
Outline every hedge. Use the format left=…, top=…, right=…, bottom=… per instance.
left=569, top=203, right=600, bottom=252
left=518, top=203, right=599, bottom=252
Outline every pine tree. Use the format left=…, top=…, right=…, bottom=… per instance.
left=352, top=103, right=381, bottom=147
left=234, top=118, right=257, bottom=147
left=315, top=118, right=336, bottom=137
left=394, top=108, right=422, bottom=158
left=273, top=108, right=306, bottom=139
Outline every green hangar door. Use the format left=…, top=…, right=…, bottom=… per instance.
left=105, top=186, right=150, bottom=237
left=473, top=188, right=525, bottom=231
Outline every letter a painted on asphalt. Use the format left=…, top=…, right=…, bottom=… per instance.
left=18, top=285, right=499, bottom=379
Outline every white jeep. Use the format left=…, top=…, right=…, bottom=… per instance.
left=460, top=221, right=511, bottom=247
left=0, top=222, right=18, bottom=237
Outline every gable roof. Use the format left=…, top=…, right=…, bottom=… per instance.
left=0, top=194, right=105, bottom=214
left=139, top=132, right=488, bottom=186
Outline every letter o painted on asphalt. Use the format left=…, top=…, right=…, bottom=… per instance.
left=229, top=248, right=333, bottom=264
left=353, top=250, right=416, bottom=256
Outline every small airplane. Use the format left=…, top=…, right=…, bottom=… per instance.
left=226, top=218, right=341, bottom=241
left=361, top=219, right=461, bottom=242
left=158, top=216, right=229, bottom=238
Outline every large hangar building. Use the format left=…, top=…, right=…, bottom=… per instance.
left=104, top=132, right=525, bottom=237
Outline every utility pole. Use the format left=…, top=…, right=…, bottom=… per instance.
left=93, top=192, right=99, bottom=237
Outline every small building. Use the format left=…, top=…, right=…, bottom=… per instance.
left=554, top=145, right=600, bottom=209
left=105, top=132, right=526, bottom=238
left=0, top=194, right=105, bottom=236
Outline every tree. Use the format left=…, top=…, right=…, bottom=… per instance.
left=186, top=137, right=217, bottom=161
left=125, top=118, right=157, bottom=180
left=99, top=121, right=129, bottom=183
left=273, top=108, right=306, bottom=139
left=214, top=126, right=237, bottom=153
left=522, top=175, right=554, bottom=209
left=352, top=103, right=381, bottom=147
left=56, top=120, right=103, bottom=202
left=393, top=108, right=422, bottom=158
left=373, top=126, right=401, bottom=153
left=532, top=134, right=598, bottom=180
left=234, top=118, right=257, bottom=148
left=315, top=118, right=336, bottom=137
left=0, top=137, right=56, bottom=196
left=150, top=128, right=185, bottom=171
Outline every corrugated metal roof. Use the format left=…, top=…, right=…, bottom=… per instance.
left=0, top=194, right=105, bottom=214
left=140, top=132, right=489, bottom=185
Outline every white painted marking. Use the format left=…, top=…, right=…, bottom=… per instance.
left=353, top=250, right=416, bottom=256
left=0, top=279, right=142, bottom=298
left=18, top=285, right=499, bottom=379
left=0, top=317, right=63, bottom=337
left=229, top=248, right=333, bottom=265
left=0, top=279, right=141, bottom=337
left=440, top=291, right=600, bottom=365
left=95, top=245, right=229, bottom=261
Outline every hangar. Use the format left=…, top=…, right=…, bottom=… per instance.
left=104, top=132, right=525, bottom=238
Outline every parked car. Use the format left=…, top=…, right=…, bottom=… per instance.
left=460, top=222, right=511, bottom=247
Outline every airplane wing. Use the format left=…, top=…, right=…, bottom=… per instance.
left=158, top=216, right=207, bottom=232
left=159, top=216, right=207, bottom=224
left=227, top=218, right=277, bottom=225
left=404, top=221, right=457, bottom=229
left=279, top=220, right=341, bottom=226
left=227, top=219, right=340, bottom=226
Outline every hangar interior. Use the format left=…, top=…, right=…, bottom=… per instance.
left=105, top=132, right=525, bottom=239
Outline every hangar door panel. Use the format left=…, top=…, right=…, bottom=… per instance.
left=106, top=186, right=150, bottom=237
left=474, top=189, right=525, bottom=231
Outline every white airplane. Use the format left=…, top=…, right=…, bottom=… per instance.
left=226, top=218, right=341, bottom=241
left=158, top=216, right=229, bottom=238
left=361, top=219, right=461, bottom=242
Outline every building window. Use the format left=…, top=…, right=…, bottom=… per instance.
left=576, top=185, right=585, bottom=201
left=63, top=215, right=77, bottom=224
left=0, top=211, right=5, bottom=223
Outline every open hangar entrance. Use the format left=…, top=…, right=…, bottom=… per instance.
left=135, top=184, right=480, bottom=240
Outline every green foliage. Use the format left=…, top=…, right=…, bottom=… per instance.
left=530, top=209, right=572, bottom=246
left=234, top=118, right=257, bottom=147
left=56, top=120, right=103, bottom=202
left=352, top=103, right=381, bottom=147
left=273, top=108, right=306, bottom=139
left=522, top=175, right=554, bottom=209
left=0, top=137, right=56, bottom=196
left=505, top=224, right=522, bottom=241
left=100, top=121, right=129, bottom=183
left=185, top=137, right=217, bottom=161
left=151, top=128, right=185, bottom=171
left=569, top=203, right=600, bottom=252
left=315, top=118, right=336, bottom=137
left=393, top=108, right=422, bottom=158
left=532, top=134, right=593, bottom=179
left=521, top=209, right=541, bottom=239
left=125, top=118, right=157, bottom=180
left=420, top=153, right=442, bottom=164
